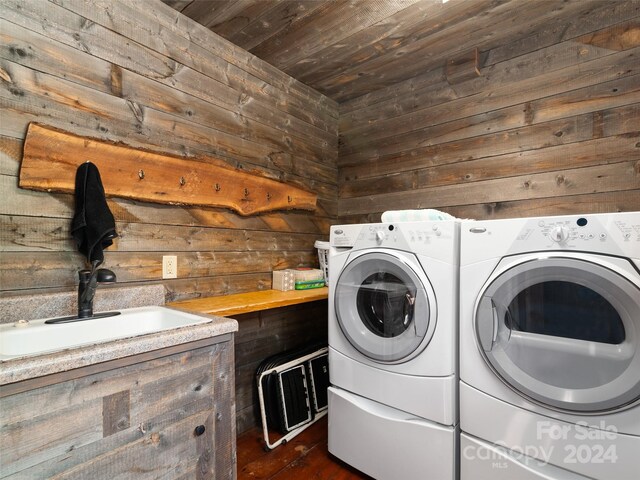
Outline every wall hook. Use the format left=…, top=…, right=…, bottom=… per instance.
left=138, top=169, right=145, bottom=180
left=287, top=195, right=292, bottom=203
left=244, top=187, right=249, bottom=197
left=179, top=176, right=186, bottom=186
left=266, top=192, right=271, bottom=201
left=214, top=183, right=221, bottom=192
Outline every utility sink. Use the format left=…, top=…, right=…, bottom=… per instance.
left=0, top=306, right=210, bottom=361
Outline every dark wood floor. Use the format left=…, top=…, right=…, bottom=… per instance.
left=237, top=416, right=371, bottom=479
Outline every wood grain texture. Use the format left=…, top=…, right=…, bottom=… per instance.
left=321, top=0, right=605, bottom=101
left=0, top=15, right=337, bottom=153
left=232, top=302, right=328, bottom=434
left=251, top=0, right=422, bottom=71
left=0, top=1, right=337, bottom=301
left=237, top=417, right=367, bottom=479
left=340, top=191, right=640, bottom=226
left=339, top=103, right=639, bottom=183
left=338, top=7, right=640, bottom=222
left=288, top=0, right=459, bottom=86
left=51, top=0, right=339, bottom=129
left=227, top=1, right=326, bottom=52
left=445, top=48, right=480, bottom=85
left=340, top=161, right=640, bottom=217
left=0, top=336, right=233, bottom=399
left=102, top=390, right=131, bottom=437
left=20, top=123, right=318, bottom=216
left=340, top=133, right=640, bottom=199
left=0, top=51, right=337, bottom=188
left=339, top=53, right=640, bottom=157
left=165, top=0, right=630, bottom=103
left=170, top=288, right=328, bottom=318
left=0, top=340, right=235, bottom=479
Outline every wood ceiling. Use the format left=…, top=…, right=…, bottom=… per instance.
left=162, top=0, right=613, bottom=103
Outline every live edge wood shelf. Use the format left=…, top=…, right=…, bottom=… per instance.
left=19, top=123, right=317, bottom=216
left=169, top=287, right=329, bottom=317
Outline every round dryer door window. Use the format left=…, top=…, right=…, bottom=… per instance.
left=475, top=255, right=640, bottom=413
left=334, top=251, right=436, bottom=363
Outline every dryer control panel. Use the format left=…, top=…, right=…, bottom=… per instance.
left=534, top=216, right=640, bottom=248
left=512, top=213, right=638, bottom=258
left=462, top=212, right=640, bottom=266
left=536, top=218, right=606, bottom=245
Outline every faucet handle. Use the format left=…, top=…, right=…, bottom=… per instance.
left=75, top=268, right=117, bottom=319
left=96, top=268, right=116, bottom=283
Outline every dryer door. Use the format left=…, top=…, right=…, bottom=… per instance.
left=334, top=251, right=436, bottom=363
left=475, top=255, right=640, bottom=413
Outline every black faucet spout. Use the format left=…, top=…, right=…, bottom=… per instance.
left=44, top=267, right=119, bottom=324
left=78, top=268, right=117, bottom=318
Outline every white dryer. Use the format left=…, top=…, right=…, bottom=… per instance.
left=459, top=212, right=640, bottom=480
left=327, top=221, right=459, bottom=480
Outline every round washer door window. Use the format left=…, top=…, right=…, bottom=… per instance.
left=335, top=251, right=435, bottom=363
left=475, top=256, right=640, bottom=413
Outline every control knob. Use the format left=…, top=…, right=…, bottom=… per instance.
left=550, top=225, right=569, bottom=243
left=376, top=230, right=386, bottom=244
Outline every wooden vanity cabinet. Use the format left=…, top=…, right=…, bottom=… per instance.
left=0, top=335, right=236, bottom=479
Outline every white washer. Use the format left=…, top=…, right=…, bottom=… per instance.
left=459, top=212, right=640, bottom=480
left=328, top=220, right=459, bottom=480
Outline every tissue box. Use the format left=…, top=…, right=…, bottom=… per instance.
left=273, top=268, right=324, bottom=291
left=272, top=270, right=295, bottom=291
left=290, top=268, right=324, bottom=282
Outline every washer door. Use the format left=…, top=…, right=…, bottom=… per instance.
left=334, top=251, right=435, bottom=363
left=475, top=255, right=640, bottom=413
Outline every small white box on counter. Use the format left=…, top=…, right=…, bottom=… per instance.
left=272, top=269, right=295, bottom=291
left=272, top=268, right=324, bottom=291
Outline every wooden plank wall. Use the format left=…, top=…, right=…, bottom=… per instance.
left=338, top=3, right=640, bottom=222
left=234, top=301, right=328, bottom=434
left=0, top=0, right=338, bottom=301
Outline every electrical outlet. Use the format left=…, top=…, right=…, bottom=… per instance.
left=162, top=255, right=177, bottom=279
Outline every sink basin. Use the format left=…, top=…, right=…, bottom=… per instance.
left=0, top=306, right=210, bottom=360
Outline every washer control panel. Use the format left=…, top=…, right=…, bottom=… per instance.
left=357, top=224, right=447, bottom=247
left=358, top=225, right=402, bottom=245
left=408, top=224, right=444, bottom=243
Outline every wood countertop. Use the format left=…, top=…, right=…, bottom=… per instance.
left=168, top=287, right=329, bottom=317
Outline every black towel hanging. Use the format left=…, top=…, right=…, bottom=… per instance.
left=70, top=161, right=118, bottom=267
